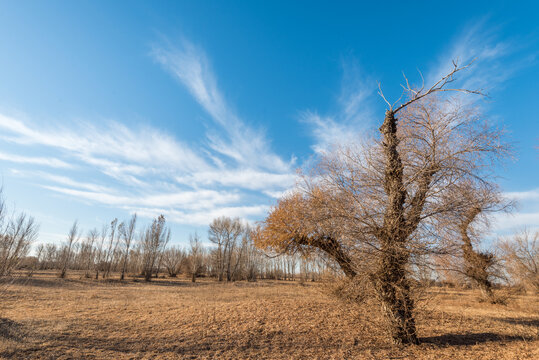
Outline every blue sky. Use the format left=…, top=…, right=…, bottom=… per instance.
left=0, top=1, right=537, bottom=246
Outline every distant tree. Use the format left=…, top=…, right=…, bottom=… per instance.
left=242, top=229, right=262, bottom=281
left=499, top=229, right=539, bottom=293
left=447, top=182, right=511, bottom=301
left=94, top=225, right=108, bottom=279
left=119, top=214, right=137, bottom=280
left=208, top=217, right=245, bottom=281
left=163, top=246, right=186, bottom=277
left=59, top=221, right=80, bottom=279
left=188, top=232, right=203, bottom=282
left=82, top=229, right=98, bottom=278
left=141, top=215, right=169, bottom=281
left=43, top=243, right=58, bottom=270
left=102, top=218, right=119, bottom=279
left=0, top=190, right=38, bottom=277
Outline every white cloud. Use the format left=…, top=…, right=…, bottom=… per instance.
left=262, top=188, right=296, bottom=199
left=13, top=170, right=112, bottom=193
left=489, top=187, right=539, bottom=234
left=137, top=204, right=269, bottom=226
left=301, top=111, right=361, bottom=154
left=301, top=60, right=376, bottom=154
left=176, top=169, right=295, bottom=191
left=43, top=185, right=240, bottom=210
left=492, top=211, right=539, bottom=233
left=0, top=110, right=291, bottom=230
left=504, top=188, right=539, bottom=201
left=0, top=38, right=299, bottom=231
left=427, top=19, right=533, bottom=95
left=0, top=114, right=209, bottom=177
left=152, top=40, right=293, bottom=173
left=0, top=151, right=71, bottom=168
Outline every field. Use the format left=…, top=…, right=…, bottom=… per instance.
left=0, top=272, right=538, bottom=359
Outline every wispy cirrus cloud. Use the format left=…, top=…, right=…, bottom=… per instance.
left=0, top=38, right=297, bottom=228
left=427, top=18, right=535, bottom=95
left=17, top=170, right=113, bottom=193
left=133, top=204, right=269, bottom=226
left=42, top=185, right=240, bottom=210
left=0, top=151, right=71, bottom=168
left=301, top=61, right=376, bottom=154
left=0, top=114, right=209, bottom=176
left=0, top=112, right=289, bottom=225
left=300, top=112, right=360, bottom=154
left=152, top=39, right=293, bottom=173
left=175, top=169, right=295, bottom=192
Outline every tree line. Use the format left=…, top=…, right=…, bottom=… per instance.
left=9, top=213, right=329, bottom=283
left=3, top=196, right=536, bottom=297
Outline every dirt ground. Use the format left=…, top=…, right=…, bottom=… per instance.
left=0, top=271, right=537, bottom=359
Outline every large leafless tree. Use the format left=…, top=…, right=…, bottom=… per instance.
left=255, top=61, right=510, bottom=344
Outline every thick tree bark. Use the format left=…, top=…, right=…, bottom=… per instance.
left=377, top=241, right=418, bottom=345
left=376, top=110, right=419, bottom=345
left=460, top=207, right=495, bottom=300
left=296, top=235, right=357, bottom=279
left=317, top=236, right=357, bottom=279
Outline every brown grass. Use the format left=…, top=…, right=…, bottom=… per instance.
left=0, top=271, right=538, bottom=359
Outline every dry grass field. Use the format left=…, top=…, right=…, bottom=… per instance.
left=0, top=271, right=538, bottom=359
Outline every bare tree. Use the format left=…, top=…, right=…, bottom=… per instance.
left=163, top=246, right=186, bottom=277
left=208, top=217, right=245, bottom=281
left=79, top=229, right=98, bottom=278
left=42, top=243, right=58, bottom=270
left=499, top=229, right=539, bottom=293
left=141, top=215, right=169, bottom=281
left=93, top=225, right=107, bottom=279
left=0, top=190, right=39, bottom=277
left=119, top=214, right=137, bottom=280
left=154, top=225, right=170, bottom=279
left=255, top=61, right=510, bottom=344
left=0, top=216, right=38, bottom=277
left=102, top=218, right=119, bottom=279
left=188, top=232, right=203, bottom=282
left=59, top=221, right=80, bottom=279
left=242, top=228, right=262, bottom=281
left=447, top=182, right=511, bottom=301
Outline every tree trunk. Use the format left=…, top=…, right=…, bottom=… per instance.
left=377, top=110, right=419, bottom=345
left=376, top=243, right=419, bottom=345
left=120, top=254, right=128, bottom=280
left=460, top=207, right=495, bottom=302
left=144, top=270, right=152, bottom=282
left=479, top=282, right=494, bottom=299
